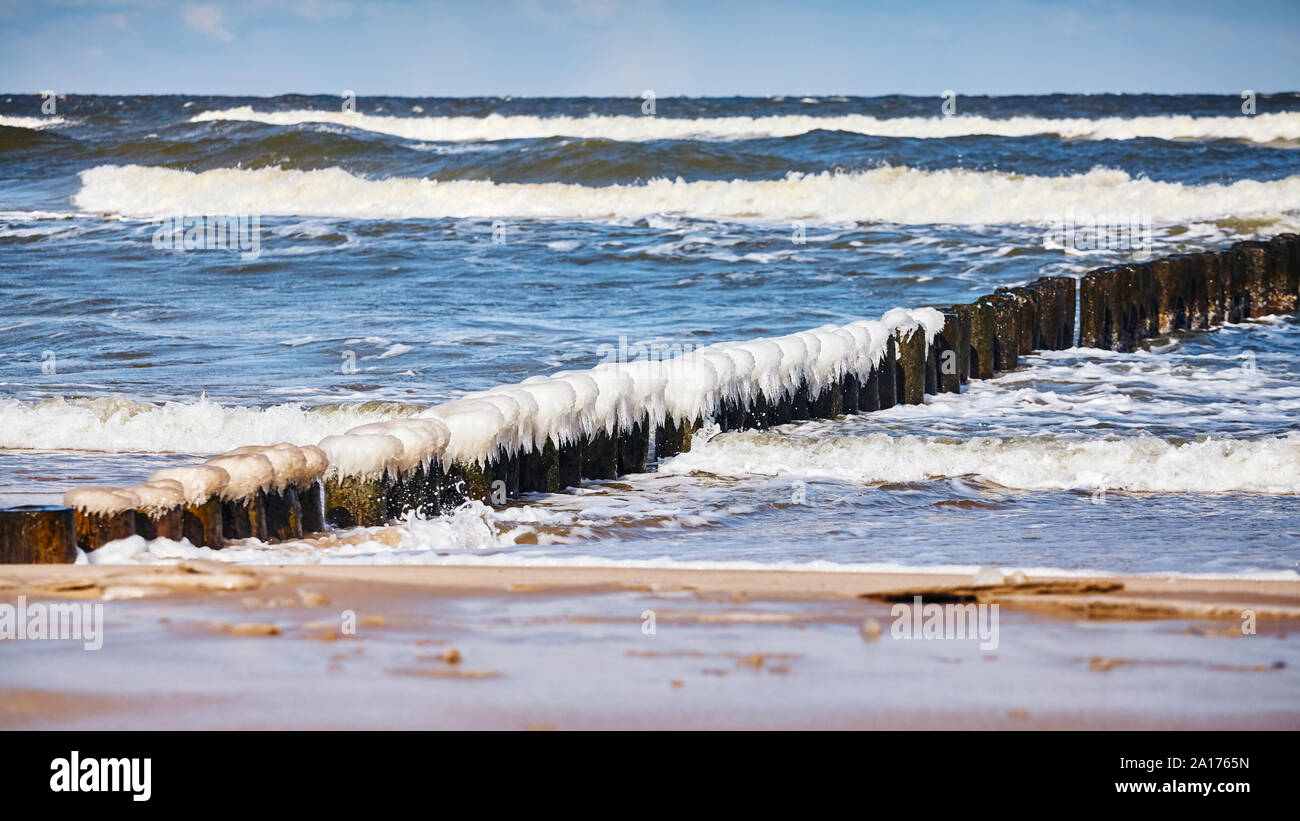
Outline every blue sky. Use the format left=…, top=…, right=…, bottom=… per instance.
left=1, top=0, right=1297, bottom=96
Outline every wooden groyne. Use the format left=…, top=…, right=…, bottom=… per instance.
left=1, top=235, right=1296, bottom=563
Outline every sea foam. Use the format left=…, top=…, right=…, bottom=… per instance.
left=73, top=164, right=1300, bottom=226
left=189, top=108, right=1300, bottom=144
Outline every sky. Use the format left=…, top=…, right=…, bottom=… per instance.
left=1, top=0, right=1297, bottom=96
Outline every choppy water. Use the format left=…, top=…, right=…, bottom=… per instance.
left=2, top=93, right=1298, bottom=575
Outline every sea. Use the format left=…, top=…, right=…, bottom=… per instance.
left=1, top=92, right=1298, bottom=576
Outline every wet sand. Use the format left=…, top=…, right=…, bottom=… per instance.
left=1, top=563, right=1297, bottom=729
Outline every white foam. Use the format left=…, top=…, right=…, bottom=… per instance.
left=190, top=107, right=1300, bottom=144
left=659, top=430, right=1300, bottom=494
left=73, top=164, right=1300, bottom=226
left=0, top=115, right=68, bottom=130
left=0, top=395, right=398, bottom=454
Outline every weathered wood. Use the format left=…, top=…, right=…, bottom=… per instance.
left=1231, top=240, right=1271, bottom=319
left=617, top=417, right=649, bottom=475
left=182, top=497, right=225, bottom=547
left=0, top=506, right=78, bottom=564
left=1268, top=234, right=1298, bottom=315
left=877, top=337, right=898, bottom=408
left=75, top=509, right=136, bottom=552
left=556, top=440, right=583, bottom=489
left=133, top=507, right=183, bottom=541
left=262, top=486, right=302, bottom=541
left=323, top=475, right=387, bottom=529
left=937, top=310, right=968, bottom=393
left=895, top=328, right=928, bottom=404
left=979, top=294, right=1020, bottom=369
left=841, top=373, right=861, bottom=414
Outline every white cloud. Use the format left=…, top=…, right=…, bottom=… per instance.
left=183, top=3, right=233, bottom=41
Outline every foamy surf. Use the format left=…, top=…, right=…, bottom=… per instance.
left=73, top=164, right=1300, bottom=226
left=77, top=500, right=1300, bottom=580
left=0, top=114, right=69, bottom=130
left=0, top=396, right=404, bottom=454
left=660, top=430, right=1300, bottom=494
left=190, top=107, right=1300, bottom=144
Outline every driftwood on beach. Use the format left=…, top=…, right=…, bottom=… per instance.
left=3, top=234, right=1297, bottom=563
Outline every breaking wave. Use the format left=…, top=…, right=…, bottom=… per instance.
left=73, top=163, right=1300, bottom=225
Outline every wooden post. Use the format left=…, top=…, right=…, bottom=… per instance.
left=125, top=481, right=185, bottom=541
left=0, top=506, right=77, bottom=564
left=1268, top=234, right=1298, bottom=315
left=63, top=488, right=137, bottom=552
left=1231, top=241, right=1271, bottom=319
left=937, top=310, right=967, bottom=393
left=877, top=337, right=898, bottom=408
left=979, top=294, right=1020, bottom=370
left=617, top=415, right=649, bottom=475
left=963, top=301, right=995, bottom=378
left=895, top=328, right=928, bottom=404
left=582, top=430, right=619, bottom=479
left=148, top=465, right=228, bottom=548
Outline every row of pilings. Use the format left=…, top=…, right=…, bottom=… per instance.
left=2, top=235, right=1296, bottom=564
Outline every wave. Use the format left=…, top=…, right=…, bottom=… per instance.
left=0, top=396, right=410, bottom=454
left=0, top=115, right=69, bottom=130
left=80, top=498, right=1300, bottom=579
left=73, top=164, right=1300, bottom=225
left=190, top=107, right=1300, bottom=144
left=660, top=430, right=1300, bottom=494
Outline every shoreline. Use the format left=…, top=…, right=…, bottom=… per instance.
left=3, top=562, right=1298, bottom=730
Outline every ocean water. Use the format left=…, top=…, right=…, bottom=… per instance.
left=1, top=93, right=1298, bottom=575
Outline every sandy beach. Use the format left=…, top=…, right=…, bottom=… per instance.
left=3, top=562, right=1296, bottom=730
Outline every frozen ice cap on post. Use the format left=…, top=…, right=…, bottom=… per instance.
left=567, top=366, right=634, bottom=435
left=659, top=353, right=719, bottom=426
left=478, top=386, right=541, bottom=452
left=228, top=444, right=309, bottom=492
left=316, top=433, right=404, bottom=482
left=601, top=358, right=667, bottom=429
left=545, top=371, right=600, bottom=440
left=204, top=452, right=276, bottom=500
left=424, top=399, right=509, bottom=466
left=347, top=419, right=447, bottom=475
left=123, top=480, right=185, bottom=515
left=62, top=487, right=140, bottom=516
left=148, top=465, right=230, bottom=505
left=514, top=378, right=579, bottom=449
left=907, top=307, right=946, bottom=344
left=297, top=444, right=330, bottom=482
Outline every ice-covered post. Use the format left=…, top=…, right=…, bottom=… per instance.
left=124, top=481, right=185, bottom=541
left=204, top=453, right=274, bottom=540
left=316, top=434, right=402, bottom=528
left=148, top=465, right=229, bottom=548
left=62, top=488, right=138, bottom=552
